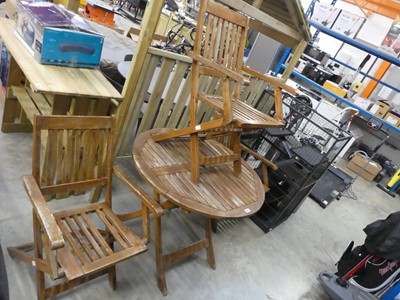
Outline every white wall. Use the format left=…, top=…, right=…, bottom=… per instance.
left=301, top=0, right=396, bottom=95
left=301, top=1, right=400, bottom=161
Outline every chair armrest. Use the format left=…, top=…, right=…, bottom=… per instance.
left=22, top=175, right=64, bottom=250
left=242, top=66, right=297, bottom=95
left=189, top=52, right=248, bottom=84
left=241, top=143, right=278, bottom=171
left=113, top=165, right=164, bottom=217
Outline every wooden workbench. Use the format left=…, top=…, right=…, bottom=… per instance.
left=0, top=18, right=122, bottom=132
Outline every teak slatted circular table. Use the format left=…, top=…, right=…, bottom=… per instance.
left=132, top=128, right=265, bottom=295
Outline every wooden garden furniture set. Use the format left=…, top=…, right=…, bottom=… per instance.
left=6, top=0, right=299, bottom=299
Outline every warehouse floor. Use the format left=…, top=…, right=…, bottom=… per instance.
left=1, top=112, right=400, bottom=300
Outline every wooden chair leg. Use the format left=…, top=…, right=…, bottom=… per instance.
left=154, top=215, right=167, bottom=296
left=142, top=205, right=150, bottom=244
left=107, top=232, right=117, bottom=290
left=211, top=219, right=218, bottom=233
left=190, top=133, right=200, bottom=183
left=33, top=213, right=46, bottom=300
left=232, top=132, right=241, bottom=176
left=205, top=218, right=216, bottom=270
left=108, top=266, right=117, bottom=290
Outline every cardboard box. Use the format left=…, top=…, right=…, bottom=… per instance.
left=310, top=3, right=341, bottom=28
left=125, top=27, right=167, bottom=44
left=353, top=97, right=372, bottom=110
left=347, top=153, right=382, bottom=182
left=331, top=10, right=366, bottom=39
left=323, top=80, right=347, bottom=98
left=369, top=100, right=391, bottom=119
left=15, top=1, right=104, bottom=68
left=384, top=112, right=400, bottom=127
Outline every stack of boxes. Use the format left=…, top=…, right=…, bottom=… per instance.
left=368, top=100, right=400, bottom=128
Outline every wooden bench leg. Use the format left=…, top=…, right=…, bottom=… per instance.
left=205, top=218, right=216, bottom=270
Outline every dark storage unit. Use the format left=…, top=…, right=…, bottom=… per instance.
left=243, top=94, right=352, bottom=232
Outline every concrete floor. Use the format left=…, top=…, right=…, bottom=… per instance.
left=0, top=112, right=400, bottom=300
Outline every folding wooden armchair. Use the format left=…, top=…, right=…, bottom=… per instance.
left=153, top=0, right=287, bottom=182
left=8, top=115, right=147, bottom=300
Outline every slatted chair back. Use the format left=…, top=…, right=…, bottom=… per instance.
left=32, top=115, right=115, bottom=201
left=194, top=0, right=249, bottom=75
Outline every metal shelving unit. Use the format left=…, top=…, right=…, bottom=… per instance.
left=277, top=19, right=400, bottom=135
left=308, top=20, right=400, bottom=68
left=287, top=68, right=400, bottom=135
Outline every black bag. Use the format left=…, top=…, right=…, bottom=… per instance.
left=336, top=241, right=372, bottom=280
left=364, top=212, right=400, bottom=260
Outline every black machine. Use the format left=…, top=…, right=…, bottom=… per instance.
left=309, top=165, right=354, bottom=208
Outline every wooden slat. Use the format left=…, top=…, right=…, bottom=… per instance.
left=72, top=214, right=105, bottom=259
left=151, top=163, right=191, bottom=175
left=81, top=246, right=146, bottom=276
left=35, top=115, right=114, bottom=130
left=189, top=52, right=245, bottom=84
left=151, top=118, right=225, bottom=141
left=86, top=130, right=96, bottom=180
left=100, top=206, right=147, bottom=248
left=64, top=216, right=98, bottom=261
left=80, top=212, right=114, bottom=255
left=96, top=130, right=107, bottom=179
left=242, top=66, right=297, bottom=95
left=57, top=219, right=89, bottom=265
left=138, top=58, right=176, bottom=134
left=11, top=86, right=40, bottom=124
left=206, top=0, right=249, bottom=27
left=95, top=209, right=129, bottom=249
left=57, top=246, right=85, bottom=280
left=199, top=154, right=239, bottom=165
left=115, top=53, right=156, bottom=155
left=217, top=0, right=303, bottom=43
left=26, top=87, right=52, bottom=115
left=167, top=71, right=192, bottom=128
left=55, top=129, right=65, bottom=199
left=41, top=129, right=58, bottom=189
left=153, top=61, right=189, bottom=128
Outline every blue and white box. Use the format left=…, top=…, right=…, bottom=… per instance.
left=15, top=1, right=104, bottom=68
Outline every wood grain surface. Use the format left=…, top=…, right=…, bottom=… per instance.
left=133, top=128, right=265, bottom=219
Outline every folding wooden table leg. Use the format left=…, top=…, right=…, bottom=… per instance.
left=154, top=212, right=167, bottom=296
left=153, top=191, right=167, bottom=295
left=205, top=217, right=216, bottom=270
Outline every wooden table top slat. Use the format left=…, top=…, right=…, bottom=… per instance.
left=133, top=129, right=265, bottom=219
left=0, top=18, right=122, bottom=100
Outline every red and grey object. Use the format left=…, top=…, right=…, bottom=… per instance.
left=318, top=271, right=377, bottom=300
